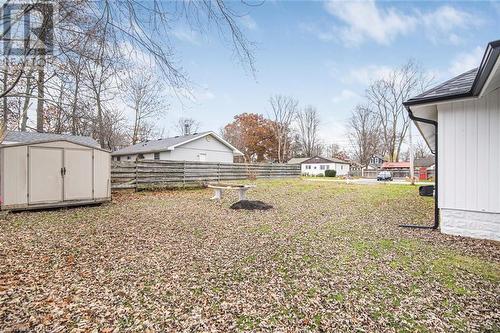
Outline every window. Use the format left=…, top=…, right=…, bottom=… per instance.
left=314, top=166, right=317, bottom=169
left=305, top=165, right=311, bottom=170
left=320, top=165, right=326, bottom=170
left=198, top=153, right=207, bottom=161
left=138, top=154, right=145, bottom=159
left=116, top=156, right=121, bottom=162
left=127, top=156, right=131, bottom=160
left=154, top=152, right=160, bottom=160
left=326, top=165, right=330, bottom=170
left=341, top=165, right=343, bottom=170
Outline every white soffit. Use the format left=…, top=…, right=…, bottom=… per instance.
left=412, top=104, right=437, bottom=153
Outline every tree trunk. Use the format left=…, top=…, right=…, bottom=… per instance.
left=36, top=56, right=45, bottom=132
left=20, top=73, right=32, bottom=131
left=71, top=75, right=80, bottom=135
left=96, top=94, right=105, bottom=147
left=2, top=59, right=8, bottom=127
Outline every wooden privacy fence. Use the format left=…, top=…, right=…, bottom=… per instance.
left=111, top=160, right=301, bottom=189
left=349, top=169, right=435, bottom=179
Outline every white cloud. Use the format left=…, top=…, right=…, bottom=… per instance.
left=332, top=89, right=359, bottom=103
left=324, top=0, right=416, bottom=46
left=344, top=65, right=394, bottom=84
left=420, top=6, right=478, bottom=45
left=171, top=27, right=201, bottom=45
left=240, top=15, right=258, bottom=30
left=197, top=89, right=216, bottom=101
left=309, top=1, right=480, bottom=46
left=448, top=46, right=483, bottom=76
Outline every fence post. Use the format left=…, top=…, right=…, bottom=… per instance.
left=135, top=160, right=139, bottom=192
left=183, top=161, right=186, bottom=187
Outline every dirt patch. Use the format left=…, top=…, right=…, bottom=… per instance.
left=230, top=200, right=273, bottom=210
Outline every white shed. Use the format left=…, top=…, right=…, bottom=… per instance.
left=0, top=132, right=111, bottom=211
left=404, top=40, right=500, bottom=241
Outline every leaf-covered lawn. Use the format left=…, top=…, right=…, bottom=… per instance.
left=1, top=179, right=499, bottom=332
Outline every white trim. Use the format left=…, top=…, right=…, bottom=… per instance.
left=479, top=56, right=500, bottom=98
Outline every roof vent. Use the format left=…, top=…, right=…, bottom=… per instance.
left=193, top=132, right=198, bottom=135
left=174, top=135, right=179, bottom=138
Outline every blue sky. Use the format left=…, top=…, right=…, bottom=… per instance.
left=158, top=0, right=500, bottom=148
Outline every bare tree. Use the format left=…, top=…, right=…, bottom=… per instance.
left=347, top=105, right=380, bottom=168
left=414, top=140, right=432, bottom=159
left=296, top=106, right=321, bottom=157
left=366, top=60, right=433, bottom=161
left=175, top=117, right=200, bottom=136
left=268, top=95, right=298, bottom=163
left=123, top=70, right=167, bottom=144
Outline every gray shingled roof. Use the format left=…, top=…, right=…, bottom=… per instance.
left=415, top=156, right=435, bottom=167
left=111, top=131, right=233, bottom=156
left=405, top=68, right=478, bottom=105
left=289, top=156, right=350, bottom=164
left=287, top=157, right=309, bottom=164
left=3, top=131, right=100, bottom=147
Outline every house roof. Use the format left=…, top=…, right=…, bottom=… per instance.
left=292, top=156, right=351, bottom=165
left=414, top=156, right=435, bottom=167
left=111, top=131, right=243, bottom=156
left=405, top=68, right=478, bottom=105
left=404, top=40, right=500, bottom=154
left=287, top=157, right=309, bottom=164
left=3, top=131, right=100, bottom=148
left=382, top=161, right=410, bottom=169
left=405, top=40, right=500, bottom=107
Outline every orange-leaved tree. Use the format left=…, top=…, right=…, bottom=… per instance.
left=222, top=113, right=278, bottom=162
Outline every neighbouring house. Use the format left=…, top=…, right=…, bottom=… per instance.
left=349, top=161, right=364, bottom=171
left=0, top=131, right=111, bottom=211
left=381, top=161, right=410, bottom=170
left=365, top=154, right=386, bottom=170
left=288, top=156, right=350, bottom=176
left=404, top=40, right=500, bottom=241
left=415, top=156, right=435, bottom=180
left=111, top=131, right=244, bottom=163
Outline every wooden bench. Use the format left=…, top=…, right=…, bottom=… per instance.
left=207, top=184, right=256, bottom=201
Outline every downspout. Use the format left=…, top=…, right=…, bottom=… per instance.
left=400, top=106, right=439, bottom=229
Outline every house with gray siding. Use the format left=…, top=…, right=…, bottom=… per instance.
left=404, top=40, right=500, bottom=241
left=111, top=131, right=243, bottom=163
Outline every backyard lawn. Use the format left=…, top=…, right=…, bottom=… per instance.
left=0, top=179, right=498, bottom=332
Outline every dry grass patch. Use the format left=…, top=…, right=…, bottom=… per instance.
left=0, top=179, right=498, bottom=332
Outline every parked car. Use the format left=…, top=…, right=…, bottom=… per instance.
left=377, top=171, right=393, bottom=181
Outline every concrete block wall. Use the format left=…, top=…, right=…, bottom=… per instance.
left=441, top=209, right=500, bottom=241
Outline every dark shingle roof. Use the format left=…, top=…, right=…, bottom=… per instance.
left=3, top=131, right=100, bottom=147
left=297, top=156, right=350, bottom=164
left=405, top=40, right=500, bottom=106
left=111, top=131, right=237, bottom=156
left=406, top=68, right=478, bottom=105
left=414, top=156, right=435, bottom=167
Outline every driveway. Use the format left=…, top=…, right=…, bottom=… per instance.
left=305, top=177, right=435, bottom=186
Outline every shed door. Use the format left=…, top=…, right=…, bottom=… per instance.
left=64, top=149, right=93, bottom=201
left=29, top=147, right=63, bottom=204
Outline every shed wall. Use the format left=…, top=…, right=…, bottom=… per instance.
left=1, top=146, right=28, bottom=206
left=94, top=149, right=111, bottom=199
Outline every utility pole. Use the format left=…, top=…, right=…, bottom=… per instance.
left=409, top=123, right=415, bottom=185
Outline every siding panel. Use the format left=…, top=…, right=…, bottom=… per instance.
left=438, top=88, right=500, bottom=213
left=464, top=100, right=478, bottom=210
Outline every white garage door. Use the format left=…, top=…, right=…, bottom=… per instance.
left=29, top=147, right=63, bottom=204
left=64, top=149, right=93, bottom=201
